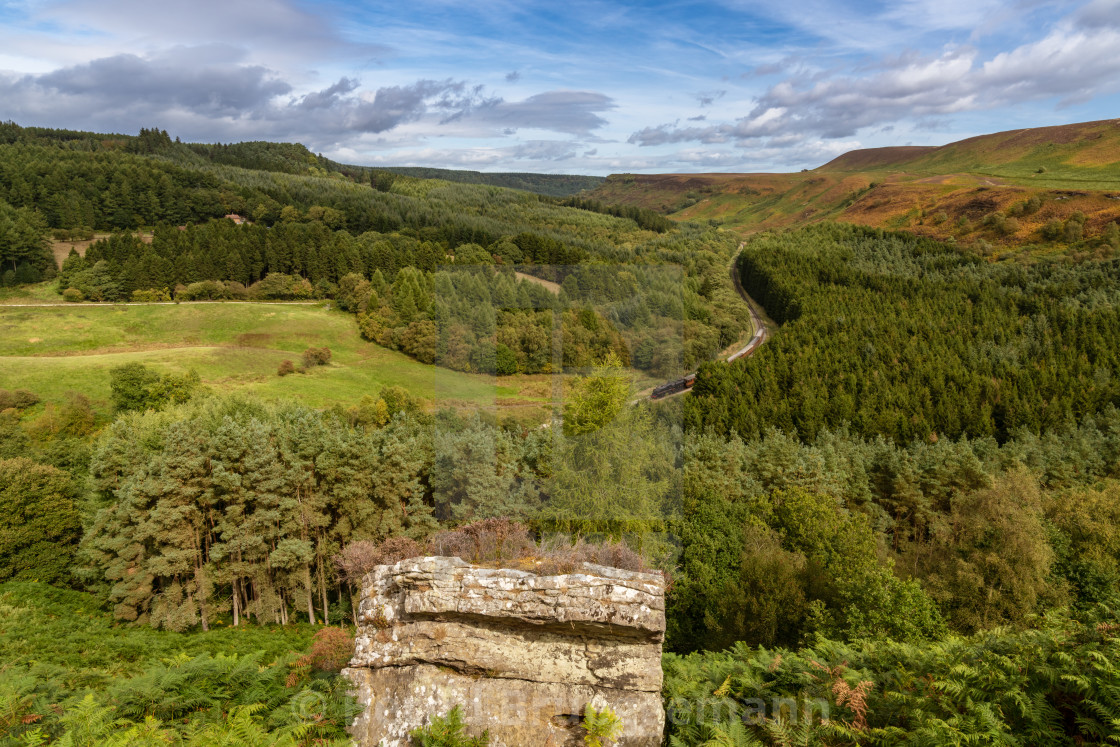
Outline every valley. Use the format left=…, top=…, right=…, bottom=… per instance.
left=591, top=119, right=1120, bottom=260
left=1, top=115, right=1119, bottom=746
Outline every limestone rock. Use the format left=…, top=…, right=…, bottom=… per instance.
left=343, top=556, right=666, bottom=746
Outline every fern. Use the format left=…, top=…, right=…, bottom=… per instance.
left=582, top=704, right=623, bottom=746
left=409, top=705, right=490, bottom=747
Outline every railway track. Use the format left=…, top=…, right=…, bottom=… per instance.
left=650, top=243, right=771, bottom=400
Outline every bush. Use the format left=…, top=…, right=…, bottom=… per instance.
left=62, top=288, right=83, bottom=302
left=295, top=627, right=354, bottom=674
left=301, top=347, right=332, bottom=368
left=277, top=359, right=295, bottom=377
left=250, top=272, right=314, bottom=300
left=426, top=518, right=536, bottom=566
left=1042, top=219, right=1064, bottom=240
left=334, top=536, right=424, bottom=583
left=410, top=706, right=490, bottom=747
left=176, top=280, right=228, bottom=301
left=0, top=458, right=81, bottom=584
left=0, top=389, right=39, bottom=410
left=334, top=520, right=653, bottom=581
left=582, top=704, right=623, bottom=747
left=109, top=362, right=199, bottom=412
left=131, top=288, right=171, bottom=302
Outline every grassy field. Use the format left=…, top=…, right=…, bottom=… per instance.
left=0, top=296, right=543, bottom=413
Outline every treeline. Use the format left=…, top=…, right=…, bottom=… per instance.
left=65, top=367, right=672, bottom=629
left=2, top=354, right=677, bottom=632
left=0, top=197, right=54, bottom=285
left=83, top=396, right=451, bottom=629
left=671, top=410, right=1120, bottom=654
left=555, top=195, right=675, bottom=233
left=54, top=223, right=745, bottom=372
left=686, top=222, right=1120, bottom=443
left=347, top=264, right=694, bottom=374
left=2, top=122, right=753, bottom=373
left=13, top=384, right=1120, bottom=652
left=372, top=166, right=604, bottom=197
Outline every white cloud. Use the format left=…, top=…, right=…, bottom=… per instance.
left=631, top=14, right=1120, bottom=148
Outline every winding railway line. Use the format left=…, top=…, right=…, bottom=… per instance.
left=650, top=243, right=772, bottom=400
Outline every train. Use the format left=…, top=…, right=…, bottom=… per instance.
left=650, top=326, right=766, bottom=400
left=651, top=373, right=696, bottom=400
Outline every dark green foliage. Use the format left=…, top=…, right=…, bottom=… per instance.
left=0, top=388, right=39, bottom=410
left=2, top=122, right=754, bottom=378
left=300, top=347, right=331, bottom=368
left=375, top=166, right=603, bottom=196
left=0, top=411, right=30, bottom=459
left=0, top=458, right=80, bottom=585
left=84, top=394, right=445, bottom=628
left=0, top=198, right=52, bottom=277
left=663, top=609, right=1120, bottom=745
left=409, top=705, right=490, bottom=747
left=687, top=223, right=1120, bottom=443
left=555, top=195, right=675, bottom=232
left=109, top=362, right=200, bottom=412
left=0, top=582, right=356, bottom=745
left=669, top=414, right=1120, bottom=652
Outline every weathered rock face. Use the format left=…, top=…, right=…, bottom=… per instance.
left=342, top=556, right=666, bottom=746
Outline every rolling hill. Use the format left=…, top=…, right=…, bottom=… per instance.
left=589, top=119, right=1120, bottom=257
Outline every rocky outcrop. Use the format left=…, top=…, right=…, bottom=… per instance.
left=342, top=556, right=666, bottom=746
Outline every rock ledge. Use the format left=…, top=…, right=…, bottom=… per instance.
left=343, top=555, right=666, bottom=746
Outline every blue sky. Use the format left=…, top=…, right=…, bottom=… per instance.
left=0, top=0, right=1118, bottom=174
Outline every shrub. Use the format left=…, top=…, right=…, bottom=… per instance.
left=0, top=389, right=39, bottom=410
left=336, top=520, right=653, bottom=581
left=62, top=288, right=83, bottom=302
left=224, top=281, right=248, bottom=299
left=582, top=704, right=623, bottom=747
left=0, top=458, right=81, bottom=584
left=176, top=280, right=228, bottom=301
left=426, top=518, right=536, bottom=566
left=277, top=359, right=295, bottom=377
left=109, top=363, right=199, bottom=412
left=334, top=536, right=424, bottom=583
left=131, top=288, right=171, bottom=302
left=296, top=627, right=354, bottom=673
left=250, top=272, right=313, bottom=300
left=1064, top=218, right=1085, bottom=243
left=301, top=347, right=331, bottom=368
left=535, top=537, right=649, bottom=575
left=410, top=706, right=489, bottom=747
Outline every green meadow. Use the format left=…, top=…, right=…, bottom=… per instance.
left=0, top=296, right=528, bottom=410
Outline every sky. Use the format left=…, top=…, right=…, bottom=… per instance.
left=0, top=0, right=1118, bottom=175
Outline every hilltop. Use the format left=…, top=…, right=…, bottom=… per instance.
left=590, top=119, right=1120, bottom=258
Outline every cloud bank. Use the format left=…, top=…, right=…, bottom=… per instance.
left=0, top=0, right=1117, bottom=172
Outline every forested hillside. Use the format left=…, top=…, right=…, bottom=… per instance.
left=0, top=121, right=749, bottom=375
left=687, top=223, right=1120, bottom=442
left=7, top=118, right=1120, bottom=746
left=373, top=166, right=603, bottom=196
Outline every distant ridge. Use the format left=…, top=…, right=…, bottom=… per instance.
left=818, top=145, right=937, bottom=171
left=586, top=118, right=1120, bottom=253
left=375, top=166, right=604, bottom=197
left=819, top=119, right=1120, bottom=175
